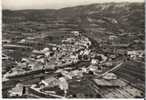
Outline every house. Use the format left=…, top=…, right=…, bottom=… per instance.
left=71, top=31, right=80, bottom=36
left=127, top=50, right=144, bottom=59
left=31, top=54, right=44, bottom=61
left=91, top=59, right=99, bottom=65
left=8, top=83, right=24, bottom=97
left=93, top=78, right=126, bottom=87
left=18, top=39, right=26, bottom=44
left=109, top=35, right=118, bottom=40
left=88, top=65, right=98, bottom=72
left=41, top=48, right=50, bottom=54
left=39, top=77, right=58, bottom=88
left=52, top=47, right=57, bottom=51
left=70, top=55, right=79, bottom=63
left=2, top=54, right=10, bottom=60
left=96, top=54, right=108, bottom=63
left=83, top=49, right=91, bottom=55
left=62, top=38, right=75, bottom=44
left=102, top=73, right=117, bottom=80
left=21, top=58, right=29, bottom=63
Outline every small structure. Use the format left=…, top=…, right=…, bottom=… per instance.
left=127, top=50, right=144, bottom=60
left=93, top=78, right=126, bottom=87
left=109, top=35, right=118, bottom=40
left=21, top=58, right=29, bottom=63
left=102, top=73, right=117, bottom=80
left=71, top=31, right=80, bottom=36
left=103, top=62, right=113, bottom=67
left=58, top=77, right=69, bottom=97
left=91, top=59, right=99, bottom=65
left=32, top=49, right=43, bottom=55
left=88, top=65, right=98, bottom=72
left=39, top=77, right=58, bottom=88
left=2, top=54, right=10, bottom=60
left=41, top=48, right=50, bottom=54
left=62, top=38, right=75, bottom=44
left=96, top=54, right=108, bottom=63
left=52, top=47, right=57, bottom=51
left=8, top=83, right=24, bottom=97
left=70, top=55, right=78, bottom=63
left=84, top=49, right=91, bottom=55
left=18, top=39, right=26, bottom=44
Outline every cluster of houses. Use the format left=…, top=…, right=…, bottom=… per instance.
left=127, top=50, right=144, bottom=61
left=2, top=30, right=145, bottom=98
left=3, top=31, right=91, bottom=77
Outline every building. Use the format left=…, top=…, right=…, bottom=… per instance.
left=71, top=31, right=80, bottom=36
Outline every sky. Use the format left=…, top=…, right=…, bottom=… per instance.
left=2, top=0, right=144, bottom=10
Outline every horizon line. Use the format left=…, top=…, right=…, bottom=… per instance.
left=2, top=1, right=144, bottom=11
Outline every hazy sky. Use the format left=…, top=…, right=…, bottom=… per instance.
left=2, top=0, right=144, bottom=10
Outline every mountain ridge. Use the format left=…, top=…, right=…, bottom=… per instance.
left=2, top=2, right=144, bottom=45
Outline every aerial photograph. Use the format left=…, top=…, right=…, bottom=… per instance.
left=2, top=0, right=145, bottom=98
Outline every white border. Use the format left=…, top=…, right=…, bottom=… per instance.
left=0, top=0, right=145, bottom=100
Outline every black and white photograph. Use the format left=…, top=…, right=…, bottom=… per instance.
left=2, top=0, right=145, bottom=98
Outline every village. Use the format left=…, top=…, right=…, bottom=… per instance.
left=2, top=30, right=144, bottom=98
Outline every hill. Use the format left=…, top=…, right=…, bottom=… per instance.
left=2, top=2, right=144, bottom=45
